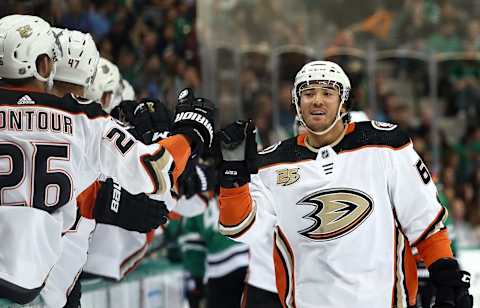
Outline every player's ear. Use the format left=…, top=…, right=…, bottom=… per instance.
left=35, top=54, right=53, bottom=79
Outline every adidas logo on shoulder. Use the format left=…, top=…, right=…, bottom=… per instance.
left=17, top=95, right=35, bottom=105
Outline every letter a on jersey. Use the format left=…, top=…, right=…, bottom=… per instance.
left=297, top=188, right=373, bottom=241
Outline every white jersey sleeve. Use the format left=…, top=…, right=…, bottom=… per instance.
left=40, top=217, right=96, bottom=308
left=173, top=194, right=208, bottom=217
left=219, top=173, right=277, bottom=242
left=83, top=223, right=152, bottom=280
left=217, top=171, right=281, bottom=294
left=81, top=116, right=172, bottom=195
left=387, top=142, right=446, bottom=245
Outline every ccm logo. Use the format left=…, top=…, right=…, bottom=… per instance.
left=461, top=273, right=471, bottom=284
left=110, top=181, right=121, bottom=213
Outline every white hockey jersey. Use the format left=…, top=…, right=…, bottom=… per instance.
left=40, top=216, right=96, bottom=308
left=84, top=224, right=153, bottom=280
left=219, top=121, right=446, bottom=308
left=0, top=88, right=190, bottom=297
left=82, top=190, right=206, bottom=280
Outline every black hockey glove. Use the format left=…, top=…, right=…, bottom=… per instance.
left=110, top=100, right=137, bottom=124
left=130, top=98, right=172, bottom=144
left=429, top=258, right=473, bottom=308
left=216, top=120, right=258, bottom=188
left=94, top=178, right=169, bottom=233
left=177, top=159, right=217, bottom=198
left=171, top=88, right=216, bottom=157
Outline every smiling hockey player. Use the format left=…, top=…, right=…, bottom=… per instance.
left=217, top=60, right=473, bottom=308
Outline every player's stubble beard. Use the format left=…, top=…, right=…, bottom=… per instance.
left=303, top=103, right=347, bottom=148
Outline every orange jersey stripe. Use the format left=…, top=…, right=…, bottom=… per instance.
left=158, top=134, right=191, bottom=184
left=274, top=227, right=296, bottom=308
left=273, top=244, right=288, bottom=308
left=412, top=207, right=446, bottom=247
left=404, top=243, right=418, bottom=306
left=416, top=229, right=453, bottom=267
left=168, top=211, right=182, bottom=221
left=219, top=185, right=253, bottom=227
left=146, top=230, right=155, bottom=243
left=76, top=181, right=101, bottom=219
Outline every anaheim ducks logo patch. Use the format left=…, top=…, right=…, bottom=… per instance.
left=297, top=188, right=373, bottom=241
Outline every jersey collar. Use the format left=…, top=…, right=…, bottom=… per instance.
left=297, top=122, right=356, bottom=153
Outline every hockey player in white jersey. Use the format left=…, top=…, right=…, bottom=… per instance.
left=83, top=98, right=173, bottom=283
left=216, top=61, right=473, bottom=308
left=41, top=27, right=171, bottom=308
left=0, top=14, right=215, bottom=305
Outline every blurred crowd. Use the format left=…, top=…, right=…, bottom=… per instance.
left=5, top=0, right=480, bottom=249
left=4, top=0, right=200, bottom=109
left=209, top=0, right=480, bottom=248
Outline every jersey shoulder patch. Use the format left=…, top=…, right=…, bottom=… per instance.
left=371, top=120, right=397, bottom=131
left=257, top=136, right=316, bottom=169
left=334, top=121, right=410, bottom=153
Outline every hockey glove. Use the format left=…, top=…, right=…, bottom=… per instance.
left=131, top=98, right=172, bottom=144
left=178, top=159, right=217, bottom=198
left=110, top=100, right=137, bottom=124
left=217, top=120, right=258, bottom=188
left=171, top=88, right=216, bottom=157
left=94, top=178, right=169, bottom=232
left=429, top=258, right=473, bottom=308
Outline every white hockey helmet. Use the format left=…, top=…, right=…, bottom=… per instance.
left=0, top=15, right=60, bottom=82
left=113, top=78, right=135, bottom=103
left=52, top=27, right=99, bottom=88
left=291, top=60, right=351, bottom=135
left=110, top=78, right=136, bottom=111
left=85, top=57, right=120, bottom=110
left=118, top=78, right=135, bottom=101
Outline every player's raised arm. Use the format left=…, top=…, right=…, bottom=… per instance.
left=216, top=120, right=276, bottom=241
left=94, top=88, right=215, bottom=196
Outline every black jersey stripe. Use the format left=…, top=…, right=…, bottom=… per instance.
left=0, top=88, right=106, bottom=119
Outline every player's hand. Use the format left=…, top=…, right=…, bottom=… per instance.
left=131, top=98, right=172, bottom=144
left=171, top=88, right=215, bottom=157
left=216, top=120, right=258, bottom=188
left=429, top=258, right=473, bottom=308
left=94, top=178, right=169, bottom=232
left=177, top=159, right=217, bottom=198
left=110, top=99, right=137, bottom=124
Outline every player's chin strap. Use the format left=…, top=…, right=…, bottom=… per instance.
left=294, top=98, right=348, bottom=136
left=34, top=63, right=57, bottom=91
